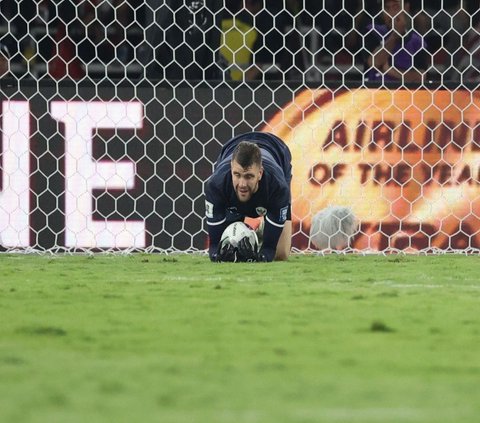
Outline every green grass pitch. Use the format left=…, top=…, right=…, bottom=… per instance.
left=1, top=254, right=479, bottom=423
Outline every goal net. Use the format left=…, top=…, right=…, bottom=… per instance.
left=0, top=1, right=479, bottom=253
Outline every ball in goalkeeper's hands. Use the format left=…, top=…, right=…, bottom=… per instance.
left=220, top=221, right=258, bottom=250
left=310, top=206, right=358, bottom=250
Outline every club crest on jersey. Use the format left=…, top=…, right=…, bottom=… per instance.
left=280, top=206, right=288, bottom=222
left=226, top=207, right=241, bottom=220
left=256, top=207, right=267, bottom=216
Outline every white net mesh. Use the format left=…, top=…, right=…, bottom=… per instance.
left=0, top=1, right=479, bottom=253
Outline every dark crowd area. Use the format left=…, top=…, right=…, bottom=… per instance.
left=0, top=0, right=479, bottom=85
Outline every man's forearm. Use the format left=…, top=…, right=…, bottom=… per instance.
left=207, top=222, right=226, bottom=261
left=384, top=67, right=424, bottom=83
left=368, top=32, right=400, bottom=69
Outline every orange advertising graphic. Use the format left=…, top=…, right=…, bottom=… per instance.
left=264, top=89, right=480, bottom=251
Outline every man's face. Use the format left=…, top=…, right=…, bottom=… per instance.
left=385, top=0, right=402, bottom=18
left=384, top=0, right=410, bottom=32
left=231, top=159, right=263, bottom=202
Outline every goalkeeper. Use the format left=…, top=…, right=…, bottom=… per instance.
left=205, top=132, right=292, bottom=262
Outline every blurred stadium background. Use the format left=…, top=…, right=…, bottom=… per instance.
left=0, top=0, right=479, bottom=253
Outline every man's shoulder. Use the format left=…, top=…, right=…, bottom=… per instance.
left=207, top=162, right=231, bottom=190
left=366, top=23, right=388, bottom=36
left=409, top=30, right=425, bottom=43
left=262, top=162, right=289, bottom=193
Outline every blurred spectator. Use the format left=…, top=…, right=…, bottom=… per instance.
left=219, top=0, right=285, bottom=81
left=0, top=42, right=10, bottom=77
left=317, top=0, right=362, bottom=65
left=48, top=1, right=85, bottom=79
left=419, top=1, right=469, bottom=53
left=451, top=11, right=480, bottom=84
left=1, top=0, right=36, bottom=77
left=363, top=0, right=428, bottom=84
left=271, top=0, right=308, bottom=80
left=416, top=0, right=474, bottom=80
left=48, top=0, right=142, bottom=79
left=142, top=0, right=224, bottom=81
left=79, top=0, right=140, bottom=65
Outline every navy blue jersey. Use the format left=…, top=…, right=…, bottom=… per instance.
left=205, top=132, right=292, bottom=261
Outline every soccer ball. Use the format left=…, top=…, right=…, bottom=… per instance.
left=310, top=206, right=358, bottom=250
left=221, top=222, right=258, bottom=249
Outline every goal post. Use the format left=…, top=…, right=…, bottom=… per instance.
left=0, top=1, right=479, bottom=253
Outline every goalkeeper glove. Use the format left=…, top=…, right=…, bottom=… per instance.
left=214, top=242, right=237, bottom=262
left=236, top=237, right=267, bottom=262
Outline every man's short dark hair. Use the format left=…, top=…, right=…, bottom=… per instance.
left=231, top=141, right=262, bottom=168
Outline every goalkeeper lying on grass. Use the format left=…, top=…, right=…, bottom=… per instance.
left=204, top=132, right=292, bottom=262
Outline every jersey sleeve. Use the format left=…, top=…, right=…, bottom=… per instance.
left=261, top=221, right=284, bottom=262
left=261, top=183, right=290, bottom=261
left=204, top=178, right=229, bottom=260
